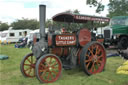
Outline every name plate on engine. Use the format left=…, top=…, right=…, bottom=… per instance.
left=55, top=35, right=76, bottom=46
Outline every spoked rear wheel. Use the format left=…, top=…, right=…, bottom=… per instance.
left=36, top=54, right=62, bottom=83
left=20, top=53, right=36, bottom=77
left=80, top=41, right=106, bottom=75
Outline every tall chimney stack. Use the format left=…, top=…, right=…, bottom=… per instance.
left=39, top=5, right=46, bottom=40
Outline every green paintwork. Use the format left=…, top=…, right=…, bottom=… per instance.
left=112, top=25, right=128, bottom=34
left=110, top=16, right=128, bottom=35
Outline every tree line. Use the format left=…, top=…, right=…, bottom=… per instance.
left=0, top=0, right=128, bottom=31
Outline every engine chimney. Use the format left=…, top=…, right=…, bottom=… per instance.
left=39, top=5, right=46, bottom=40
left=32, top=5, right=48, bottom=59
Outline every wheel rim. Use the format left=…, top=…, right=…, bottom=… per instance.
left=22, top=53, right=36, bottom=77
left=84, top=43, right=106, bottom=74
left=38, top=55, right=62, bottom=83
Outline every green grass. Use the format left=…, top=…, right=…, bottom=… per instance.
left=0, top=44, right=128, bottom=85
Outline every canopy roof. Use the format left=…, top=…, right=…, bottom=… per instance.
left=52, top=12, right=110, bottom=23
left=112, top=16, right=128, bottom=19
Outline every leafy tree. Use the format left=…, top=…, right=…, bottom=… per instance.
left=73, top=9, right=80, bottom=14
left=86, top=0, right=128, bottom=17
left=107, top=0, right=128, bottom=17
left=11, top=18, right=39, bottom=30
left=45, top=19, right=53, bottom=28
left=86, top=0, right=105, bottom=13
left=65, top=9, right=80, bottom=14
left=65, top=10, right=72, bottom=13
left=0, top=22, right=9, bottom=31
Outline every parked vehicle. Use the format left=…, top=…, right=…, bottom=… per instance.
left=27, top=28, right=49, bottom=47
left=1, top=29, right=32, bottom=43
left=20, top=5, right=109, bottom=83
left=103, top=16, right=128, bottom=49
left=0, top=31, right=2, bottom=43
left=27, top=29, right=40, bottom=47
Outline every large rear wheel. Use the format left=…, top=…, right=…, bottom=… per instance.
left=80, top=41, right=106, bottom=75
left=36, top=54, right=62, bottom=83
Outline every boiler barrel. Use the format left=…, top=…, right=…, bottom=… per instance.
left=50, top=47, right=69, bottom=57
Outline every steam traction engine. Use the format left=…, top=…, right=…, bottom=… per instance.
left=20, top=5, right=109, bottom=83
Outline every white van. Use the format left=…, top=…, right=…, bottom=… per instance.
left=27, top=29, right=40, bottom=46
left=1, top=29, right=32, bottom=43
left=0, top=31, right=2, bottom=42
left=27, top=28, right=49, bottom=47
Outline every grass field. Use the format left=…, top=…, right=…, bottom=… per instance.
left=0, top=44, right=128, bottom=85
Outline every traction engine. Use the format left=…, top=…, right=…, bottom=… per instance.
left=20, top=5, right=108, bottom=83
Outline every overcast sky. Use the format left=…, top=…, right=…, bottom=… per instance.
left=0, top=0, right=109, bottom=24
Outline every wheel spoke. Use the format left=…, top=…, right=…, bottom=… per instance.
left=90, top=45, right=94, bottom=51
left=86, top=62, right=91, bottom=68
left=31, top=56, right=33, bottom=64
left=97, top=59, right=102, bottom=64
left=40, top=63, right=46, bottom=68
left=97, top=50, right=101, bottom=55
left=28, top=67, right=32, bottom=75
left=97, top=53, right=104, bottom=60
left=97, top=55, right=103, bottom=59
left=86, top=54, right=90, bottom=58
left=96, top=61, right=100, bottom=67
left=51, top=66, right=59, bottom=69
left=39, top=65, right=49, bottom=72
left=27, top=58, right=32, bottom=64
left=90, top=62, right=95, bottom=72
left=93, top=63, right=96, bottom=72
left=51, top=70, right=58, bottom=76
left=24, top=64, right=31, bottom=66
left=49, top=71, right=54, bottom=80
left=85, top=58, right=92, bottom=63
left=41, top=71, right=47, bottom=78
left=51, top=61, right=57, bottom=67
left=88, top=48, right=94, bottom=56
left=25, top=67, right=31, bottom=72
left=39, top=68, right=47, bottom=72
left=47, top=72, right=51, bottom=81
left=49, top=57, right=53, bottom=64
left=96, top=45, right=99, bottom=55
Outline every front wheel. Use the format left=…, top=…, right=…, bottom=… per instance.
left=20, top=53, right=36, bottom=77
left=35, top=54, right=62, bottom=83
left=80, top=41, right=106, bottom=75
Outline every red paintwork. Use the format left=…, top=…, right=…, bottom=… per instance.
left=77, top=48, right=82, bottom=65
left=38, top=55, right=62, bottom=83
left=63, top=47, right=69, bottom=56
left=50, top=47, right=69, bottom=57
left=85, top=43, right=106, bottom=74
left=56, top=35, right=76, bottom=46
left=52, top=13, right=110, bottom=23
left=50, top=48, right=63, bottom=56
left=75, top=15, right=110, bottom=22
left=22, top=53, right=36, bottom=77
left=78, top=29, right=91, bottom=47
left=48, top=34, right=52, bottom=46
left=33, top=34, right=37, bottom=44
left=97, top=39, right=104, bottom=43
